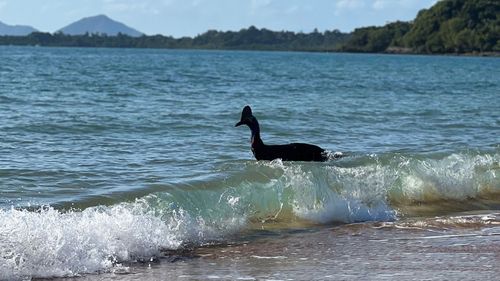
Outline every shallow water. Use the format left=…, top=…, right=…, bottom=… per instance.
left=0, top=46, right=499, bottom=279
left=49, top=214, right=500, bottom=281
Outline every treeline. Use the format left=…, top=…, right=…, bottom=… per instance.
left=342, top=0, right=500, bottom=54
left=0, top=0, right=498, bottom=54
left=0, top=26, right=349, bottom=52
left=190, top=27, right=349, bottom=51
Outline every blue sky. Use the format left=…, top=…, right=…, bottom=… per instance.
left=0, top=0, right=438, bottom=37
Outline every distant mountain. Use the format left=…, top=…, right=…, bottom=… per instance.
left=0, top=21, right=37, bottom=36
left=58, top=15, right=143, bottom=37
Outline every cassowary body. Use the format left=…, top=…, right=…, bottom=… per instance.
left=235, top=106, right=329, bottom=162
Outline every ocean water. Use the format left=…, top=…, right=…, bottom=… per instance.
left=0, top=46, right=499, bottom=279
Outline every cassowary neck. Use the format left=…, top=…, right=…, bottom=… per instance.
left=248, top=119, right=263, bottom=147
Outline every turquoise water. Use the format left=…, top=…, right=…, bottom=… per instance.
left=0, top=46, right=499, bottom=279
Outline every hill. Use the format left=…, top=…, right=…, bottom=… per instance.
left=0, top=27, right=349, bottom=51
left=0, top=21, right=37, bottom=36
left=58, top=15, right=143, bottom=37
left=342, top=0, right=500, bottom=54
left=0, top=0, right=498, bottom=55
left=402, top=0, right=499, bottom=53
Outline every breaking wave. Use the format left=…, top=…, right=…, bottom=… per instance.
left=1, top=150, right=499, bottom=279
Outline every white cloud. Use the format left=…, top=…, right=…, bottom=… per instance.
left=251, top=0, right=272, bottom=13
left=102, top=1, right=159, bottom=15
left=251, top=0, right=271, bottom=9
left=334, top=0, right=438, bottom=13
left=372, top=0, right=390, bottom=10
left=334, top=0, right=367, bottom=16
left=373, top=0, right=439, bottom=11
left=285, top=5, right=299, bottom=14
left=335, top=0, right=366, bottom=10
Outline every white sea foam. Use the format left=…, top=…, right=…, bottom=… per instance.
left=397, top=153, right=499, bottom=201
left=258, top=152, right=499, bottom=224
left=0, top=199, right=243, bottom=280
left=276, top=161, right=396, bottom=223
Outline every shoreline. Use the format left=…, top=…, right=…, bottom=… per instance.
left=384, top=47, right=500, bottom=57
left=51, top=220, right=500, bottom=281
left=1, top=44, right=499, bottom=58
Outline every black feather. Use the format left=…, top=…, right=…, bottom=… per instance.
left=235, top=106, right=330, bottom=162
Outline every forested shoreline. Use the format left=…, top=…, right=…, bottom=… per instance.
left=0, top=0, right=498, bottom=55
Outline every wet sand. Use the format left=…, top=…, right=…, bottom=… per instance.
left=50, top=219, right=500, bottom=281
